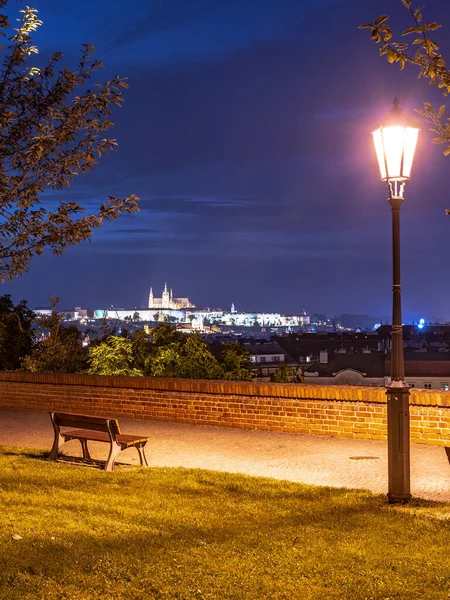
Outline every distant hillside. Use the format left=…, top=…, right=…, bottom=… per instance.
left=336, top=314, right=386, bottom=330
left=311, top=313, right=391, bottom=330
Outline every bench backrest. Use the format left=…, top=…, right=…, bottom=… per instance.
left=51, top=412, right=121, bottom=436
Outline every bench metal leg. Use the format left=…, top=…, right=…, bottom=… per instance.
left=48, top=433, right=65, bottom=462
left=105, top=443, right=121, bottom=472
left=136, top=443, right=148, bottom=467
left=80, top=439, right=92, bottom=461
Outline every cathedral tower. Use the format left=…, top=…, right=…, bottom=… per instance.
left=147, top=283, right=195, bottom=310
left=162, top=282, right=170, bottom=308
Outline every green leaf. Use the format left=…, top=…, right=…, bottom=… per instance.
left=437, top=105, right=446, bottom=119
left=444, top=146, right=450, bottom=156
left=401, top=0, right=411, bottom=7
left=432, top=137, right=446, bottom=144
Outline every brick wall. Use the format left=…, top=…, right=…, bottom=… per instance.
left=1, top=372, right=450, bottom=445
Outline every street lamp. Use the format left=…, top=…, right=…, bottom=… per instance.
left=371, top=98, right=420, bottom=504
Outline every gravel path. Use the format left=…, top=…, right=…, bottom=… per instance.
left=1, top=407, right=450, bottom=502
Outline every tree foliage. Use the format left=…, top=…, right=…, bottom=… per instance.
left=131, top=329, right=153, bottom=375
left=148, top=326, right=223, bottom=379
left=88, top=336, right=143, bottom=377
left=145, top=325, right=253, bottom=380
left=270, top=363, right=303, bottom=384
left=176, top=335, right=223, bottom=380
left=14, top=316, right=258, bottom=381
left=220, top=343, right=253, bottom=381
left=360, top=1, right=450, bottom=157
left=0, top=294, right=34, bottom=370
left=150, top=322, right=184, bottom=348
left=23, top=298, right=88, bottom=373
left=0, top=2, right=139, bottom=280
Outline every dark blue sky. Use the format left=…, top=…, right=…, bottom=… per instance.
left=3, top=0, right=450, bottom=320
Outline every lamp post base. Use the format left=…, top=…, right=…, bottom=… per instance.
left=386, top=382, right=411, bottom=504
left=387, top=493, right=412, bottom=504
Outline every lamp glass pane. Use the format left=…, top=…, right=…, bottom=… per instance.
left=402, top=127, right=419, bottom=178
left=382, top=126, right=404, bottom=179
left=372, top=128, right=387, bottom=180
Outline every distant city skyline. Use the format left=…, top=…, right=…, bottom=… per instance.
left=1, top=0, right=450, bottom=321
left=24, top=280, right=444, bottom=326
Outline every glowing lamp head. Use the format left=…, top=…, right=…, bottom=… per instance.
left=372, top=98, right=420, bottom=196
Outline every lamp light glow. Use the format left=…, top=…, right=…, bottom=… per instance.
left=372, top=98, right=420, bottom=198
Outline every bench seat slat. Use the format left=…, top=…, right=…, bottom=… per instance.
left=61, top=429, right=149, bottom=448
left=53, top=413, right=121, bottom=435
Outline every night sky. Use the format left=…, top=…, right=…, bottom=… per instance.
left=3, top=0, right=450, bottom=320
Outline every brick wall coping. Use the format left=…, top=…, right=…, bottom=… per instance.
left=1, top=371, right=450, bottom=407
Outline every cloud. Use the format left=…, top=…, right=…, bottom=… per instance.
left=100, top=0, right=314, bottom=67
left=138, top=196, right=255, bottom=214
left=104, top=0, right=213, bottom=50
left=109, top=228, right=159, bottom=235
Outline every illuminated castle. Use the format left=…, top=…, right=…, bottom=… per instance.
left=148, top=283, right=195, bottom=310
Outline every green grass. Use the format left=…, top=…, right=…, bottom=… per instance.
left=1, top=448, right=450, bottom=599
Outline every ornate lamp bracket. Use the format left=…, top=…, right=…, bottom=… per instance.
left=388, top=179, right=405, bottom=200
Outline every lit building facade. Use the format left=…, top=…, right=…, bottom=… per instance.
left=193, top=310, right=310, bottom=328
left=92, top=307, right=310, bottom=329
left=94, top=308, right=186, bottom=322
left=90, top=286, right=310, bottom=329
left=148, top=283, right=195, bottom=310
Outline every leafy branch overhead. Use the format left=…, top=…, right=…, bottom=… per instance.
left=0, top=1, right=139, bottom=280
left=360, top=1, right=450, bottom=158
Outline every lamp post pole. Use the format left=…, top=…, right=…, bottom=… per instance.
left=386, top=193, right=411, bottom=504
left=371, top=98, right=419, bottom=504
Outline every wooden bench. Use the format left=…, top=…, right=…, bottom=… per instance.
left=48, top=412, right=149, bottom=471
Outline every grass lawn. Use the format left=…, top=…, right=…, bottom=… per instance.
left=1, top=448, right=450, bottom=599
